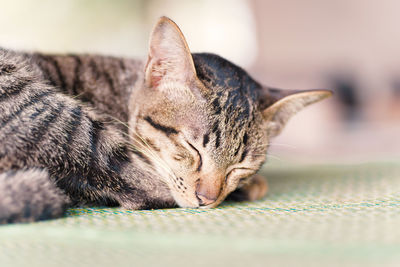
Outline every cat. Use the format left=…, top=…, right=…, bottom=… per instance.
left=0, top=17, right=331, bottom=224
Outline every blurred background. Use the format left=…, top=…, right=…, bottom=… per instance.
left=0, top=0, right=399, bottom=163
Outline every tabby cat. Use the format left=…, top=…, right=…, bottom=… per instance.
left=0, top=17, right=331, bottom=224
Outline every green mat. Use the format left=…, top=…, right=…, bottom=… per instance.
left=1, top=161, right=400, bottom=267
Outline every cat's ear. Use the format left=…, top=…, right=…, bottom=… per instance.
left=145, top=16, right=196, bottom=88
left=260, top=87, right=332, bottom=137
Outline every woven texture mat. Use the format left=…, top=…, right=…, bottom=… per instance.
left=1, top=161, right=400, bottom=267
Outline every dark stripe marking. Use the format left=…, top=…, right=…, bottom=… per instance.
left=239, top=149, right=248, bottom=163
left=212, top=98, right=221, bottom=114
left=16, top=103, right=66, bottom=157
left=62, top=106, right=82, bottom=156
left=28, top=103, right=66, bottom=145
left=40, top=66, right=57, bottom=86
left=35, top=55, right=59, bottom=87
left=89, top=60, right=101, bottom=80
left=88, top=119, right=104, bottom=164
left=203, top=133, right=210, bottom=147
left=144, top=116, right=178, bottom=136
left=131, top=149, right=152, bottom=165
left=106, top=145, right=131, bottom=174
left=0, top=90, right=53, bottom=130
left=45, top=56, right=67, bottom=89
left=29, top=105, right=48, bottom=120
left=0, top=78, right=30, bottom=102
left=212, top=122, right=219, bottom=133
left=118, top=59, right=126, bottom=71
left=215, top=129, right=221, bottom=148
left=0, top=64, right=16, bottom=75
left=243, top=132, right=248, bottom=145
left=234, top=144, right=241, bottom=157
left=103, top=71, right=117, bottom=95
left=71, top=56, right=82, bottom=95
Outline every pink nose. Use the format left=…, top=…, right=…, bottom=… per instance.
left=196, top=193, right=217, bottom=206
left=195, top=180, right=221, bottom=206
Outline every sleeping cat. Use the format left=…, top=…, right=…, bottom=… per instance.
left=0, top=17, right=331, bottom=224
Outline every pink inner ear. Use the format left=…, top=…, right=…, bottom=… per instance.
left=149, top=59, right=167, bottom=87
left=151, top=74, right=162, bottom=87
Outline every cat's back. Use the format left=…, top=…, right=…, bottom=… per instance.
left=0, top=48, right=70, bottom=170
left=29, top=52, right=143, bottom=124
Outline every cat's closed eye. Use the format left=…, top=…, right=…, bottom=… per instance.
left=173, top=154, right=185, bottom=161
left=226, top=167, right=257, bottom=183
left=185, top=141, right=202, bottom=172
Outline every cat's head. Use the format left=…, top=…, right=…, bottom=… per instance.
left=129, top=17, right=331, bottom=208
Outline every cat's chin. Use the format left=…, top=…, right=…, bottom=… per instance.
left=171, top=191, right=200, bottom=208
left=171, top=192, right=225, bottom=209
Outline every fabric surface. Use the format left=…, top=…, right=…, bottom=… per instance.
left=1, top=160, right=400, bottom=267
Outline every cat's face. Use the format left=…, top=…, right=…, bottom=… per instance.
left=129, top=17, right=331, bottom=208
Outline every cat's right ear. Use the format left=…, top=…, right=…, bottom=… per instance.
left=144, top=16, right=197, bottom=88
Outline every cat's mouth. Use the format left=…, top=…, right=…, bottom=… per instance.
left=171, top=192, right=201, bottom=208
left=169, top=186, right=218, bottom=208
left=197, top=193, right=227, bottom=209
left=170, top=183, right=228, bottom=209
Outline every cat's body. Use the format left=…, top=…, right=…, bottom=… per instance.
left=0, top=49, right=176, bottom=224
left=0, top=17, right=331, bottom=224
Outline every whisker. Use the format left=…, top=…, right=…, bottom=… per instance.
left=70, top=92, right=86, bottom=99
left=131, top=136, right=176, bottom=177
left=266, top=154, right=285, bottom=162
left=110, top=116, right=177, bottom=182
left=127, top=136, right=174, bottom=173
left=102, top=115, right=179, bottom=183
left=124, top=139, right=177, bottom=181
left=270, top=143, right=297, bottom=149
left=126, top=143, right=175, bottom=179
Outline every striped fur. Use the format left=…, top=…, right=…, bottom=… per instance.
left=0, top=17, right=331, bottom=223
left=0, top=48, right=175, bottom=223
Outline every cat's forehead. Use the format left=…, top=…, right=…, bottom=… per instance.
left=192, top=53, right=261, bottom=121
left=192, top=53, right=261, bottom=98
left=191, top=53, right=265, bottom=165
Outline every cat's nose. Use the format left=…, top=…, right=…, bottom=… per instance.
left=196, top=192, right=217, bottom=206
left=195, top=179, right=221, bottom=206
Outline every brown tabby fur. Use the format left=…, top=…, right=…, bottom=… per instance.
left=0, top=17, right=331, bottom=223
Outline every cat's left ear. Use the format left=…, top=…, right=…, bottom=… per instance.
left=260, top=87, right=332, bottom=137
left=145, top=16, right=197, bottom=88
